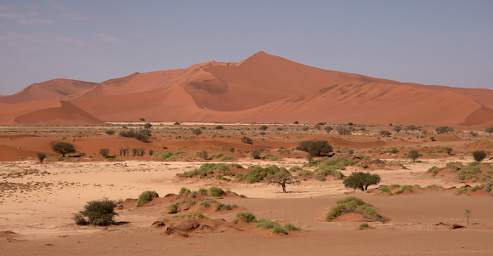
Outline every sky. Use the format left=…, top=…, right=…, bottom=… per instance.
left=0, top=0, right=492, bottom=94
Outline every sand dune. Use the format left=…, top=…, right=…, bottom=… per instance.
left=2, top=52, right=493, bottom=125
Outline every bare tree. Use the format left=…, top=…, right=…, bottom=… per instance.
left=266, top=168, right=300, bottom=193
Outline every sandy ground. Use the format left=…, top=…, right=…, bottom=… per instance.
left=1, top=158, right=492, bottom=255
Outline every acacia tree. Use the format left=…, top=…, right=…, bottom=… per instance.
left=52, top=142, right=76, bottom=157
left=266, top=168, right=300, bottom=193
left=343, top=172, right=381, bottom=191
left=408, top=150, right=420, bottom=162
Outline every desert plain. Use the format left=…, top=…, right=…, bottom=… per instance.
left=1, top=121, right=493, bottom=256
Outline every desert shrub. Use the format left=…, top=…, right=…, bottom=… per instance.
left=284, top=223, right=300, bottom=231
left=385, top=147, right=399, bottom=154
left=167, top=203, right=178, bottom=214
left=77, top=199, right=117, bottom=226
left=105, top=129, right=115, bottom=135
left=336, top=126, right=353, bottom=135
left=326, top=197, right=384, bottom=222
left=407, top=150, right=420, bottom=162
left=36, top=152, right=47, bottom=163
left=485, top=127, right=493, bottom=134
left=256, top=218, right=276, bottom=229
left=73, top=213, right=88, bottom=225
left=457, top=163, right=481, bottom=181
left=215, top=125, right=224, bottom=130
left=179, top=187, right=192, bottom=197
left=297, top=140, right=333, bottom=157
left=99, top=148, right=110, bottom=158
left=179, top=163, right=232, bottom=178
left=324, top=126, right=333, bottom=134
left=119, top=129, right=151, bottom=143
left=216, top=203, right=237, bottom=211
left=472, top=150, right=487, bottom=162
left=272, top=225, right=288, bottom=235
left=393, top=125, right=402, bottom=133
left=191, top=128, right=202, bottom=136
left=379, top=130, right=391, bottom=137
left=196, top=150, right=210, bottom=160
left=259, top=125, right=268, bottom=131
left=251, top=150, right=262, bottom=159
left=343, top=172, right=381, bottom=191
left=52, top=141, right=76, bottom=157
left=436, top=126, right=454, bottom=134
left=144, top=122, right=152, bottom=130
left=239, top=165, right=279, bottom=183
left=266, top=168, right=300, bottom=193
left=312, top=157, right=351, bottom=181
left=359, top=223, right=371, bottom=230
left=137, top=191, right=159, bottom=206
left=132, top=148, right=145, bottom=157
left=208, top=187, right=225, bottom=197
left=377, top=185, right=392, bottom=194
left=428, top=166, right=440, bottom=176
left=236, top=212, right=256, bottom=223
left=241, top=136, right=253, bottom=144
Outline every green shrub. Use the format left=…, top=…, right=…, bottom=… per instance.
left=208, top=187, right=225, bottom=197
left=297, top=140, right=333, bottom=157
left=326, top=197, right=384, bottom=222
left=428, top=166, right=440, bottom=176
left=191, top=128, right=202, bottom=136
left=137, top=191, right=159, bottom=206
left=36, top=152, right=47, bottom=163
left=239, top=165, right=279, bottom=183
left=284, top=223, right=300, bottom=231
left=236, top=212, right=256, bottom=223
left=343, top=172, right=381, bottom=191
left=73, top=213, right=88, bottom=225
left=378, top=185, right=392, bottom=194
left=359, top=223, right=371, bottom=230
left=272, top=225, right=288, bottom=235
left=178, top=187, right=192, bottom=197
left=179, top=163, right=232, bottom=178
left=167, top=203, right=178, bottom=214
left=472, top=150, right=487, bottom=162
left=256, top=218, right=276, bottom=229
left=78, top=199, right=117, bottom=226
left=216, top=203, right=237, bottom=211
left=52, top=141, right=76, bottom=157
left=436, top=126, right=454, bottom=134
left=119, top=129, right=151, bottom=143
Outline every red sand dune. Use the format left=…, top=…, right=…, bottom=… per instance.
left=2, top=52, right=493, bottom=126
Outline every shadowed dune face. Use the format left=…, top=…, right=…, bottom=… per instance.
left=1, top=51, right=493, bottom=125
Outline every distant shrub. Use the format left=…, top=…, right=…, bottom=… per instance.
left=178, top=187, right=192, bottom=197
left=256, top=218, right=276, bottom=229
left=144, top=122, right=152, bottom=130
left=359, top=223, right=371, bottom=230
left=167, top=203, right=178, bottom=214
left=52, top=141, right=76, bottom=157
left=36, top=152, right=47, bottom=163
left=343, top=172, right=381, bottom=191
left=105, top=129, right=115, bottom=135
left=485, top=127, right=493, bottom=134
left=178, top=163, right=232, bottom=178
left=99, top=148, right=110, bottom=158
left=326, top=197, right=384, bottom=222
left=379, top=130, right=391, bottom=137
left=284, top=223, right=300, bottom=231
left=428, top=166, right=440, bottom=176
left=436, top=126, right=454, bottom=134
left=408, top=150, right=420, bottom=162
left=259, top=125, right=268, bottom=131
left=324, top=126, right=333, bottom=134
left=238, top=165, right=279, bottom=183
left=137, top=191, right=159, bottom=206
left=208, top=187, right=225, bottom=197
left=472, top=150, right=487, bottom=162
left=191, top=128, right=202, bottom=136
left=241, top=136, right=253, bottom=144
left=119, top=129, right=151, bottom=143
left=393, top=125, right=402, bottom=133
left=272, top=225, right=288, bottom=235
left=336, top=126, right=352, bottom=135
left=236, top=212, right=256, bottom=223
left=297, top=140, right=333, bottom=157
left=77, top=199, right=117, bottom=226
left=215, top=125, right=224, bottom=130
left=250, top=150, right=262, bottom=159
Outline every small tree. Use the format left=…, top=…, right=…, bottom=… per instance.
left=408, top=150, right=420, bottom=162
left=472, top=150, right=487, bottom=162
left=52, top=142, right=76, bottom=157
left=76, top=199, right=118, bottom=226
left=343, top=172, right=381, bottom=191
left=36, top=152, right=47, bottom=163
left=297, top=140, right=333, bottom=157
left=266, top=168, right=300, bottom=193
left=99, top=148, right=110, bottom=158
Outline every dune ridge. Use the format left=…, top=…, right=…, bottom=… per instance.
left=1, top=51, right=493, bottom=126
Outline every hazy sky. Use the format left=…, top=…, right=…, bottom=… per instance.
left=1, top=0, right=492, bottom=94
